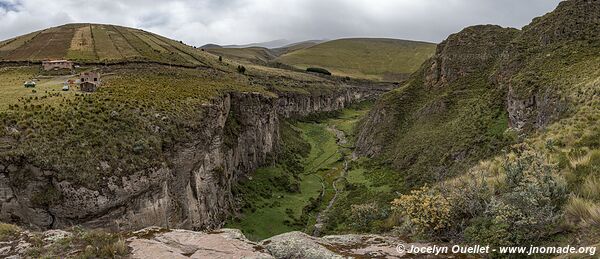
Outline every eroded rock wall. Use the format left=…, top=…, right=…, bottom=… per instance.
left=0, top=88, right=374, bottom=231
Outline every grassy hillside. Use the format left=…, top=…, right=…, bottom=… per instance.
left=276, top=38, right=436, bottom=81
left=356, top=0, right=600, bottom=250
left=205, top=41, right=321, bottom=65
left=270, top=40, right=323, bottom=56
left=0, top=23, right=351, bottom=191
left=0, top=23, right=215, bottom=66
left=0, top=57, right=343, bottom=189
left=206, top=47, right=277, bottom=64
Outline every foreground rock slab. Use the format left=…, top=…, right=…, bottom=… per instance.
left=262, top=231, right=410, bottom=258
left=0, top=224, right=424, bottom=258
left=128, top=228, right=272, bottom=259
left=128, top=228, right=416, bottom=258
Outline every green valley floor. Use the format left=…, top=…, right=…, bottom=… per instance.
left=226, top=102, right=402, bottom=241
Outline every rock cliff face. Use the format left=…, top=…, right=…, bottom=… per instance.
left=356, top=25, right=517, bottom=162
left=497, top=0, right=600, bottom=132
left=425, top=25, right=518, bottom=89
left=356, top=0, right=600, bottom=179
left=0, top=87, right=376, bottom=231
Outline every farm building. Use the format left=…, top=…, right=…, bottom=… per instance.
left=79, top=71, right=101, bottom=92
left=42, top=60, right=73, bottom=71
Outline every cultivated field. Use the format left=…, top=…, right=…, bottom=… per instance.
left=0, top=23, right=217, bottom=66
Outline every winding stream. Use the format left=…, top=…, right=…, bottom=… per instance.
left=312, top=125, right=350, bottom=237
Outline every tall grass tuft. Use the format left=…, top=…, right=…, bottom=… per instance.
left=581, top=175, right=600, bottom=201
left=565, top=196, right=600, bottom=228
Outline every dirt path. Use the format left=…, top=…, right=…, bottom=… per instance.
left=312, top=125, right=349, bottom=237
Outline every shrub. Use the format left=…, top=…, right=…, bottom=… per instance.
left=306, top=67, right=331, bottom=75
left=0, top=223, right=20, bottom=241
left=464, top=151, right=567, bottom=246
left=391, top=186, right=452, bottom=234
left=349, top=202, right=381, bottom=231
left=79, top=230, right=128, bottom=258
left=237, top=65, right=246, bottom=74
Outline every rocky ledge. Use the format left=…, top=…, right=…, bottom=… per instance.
left=1, top=226, right=424, bottom=258
left=125, top=228, right=417, bottom=259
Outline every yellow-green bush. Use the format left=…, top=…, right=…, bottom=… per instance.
left=391, top=186, right=452, bottom=234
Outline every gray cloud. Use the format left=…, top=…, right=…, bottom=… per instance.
left=0, top=0, right=562, bottom=46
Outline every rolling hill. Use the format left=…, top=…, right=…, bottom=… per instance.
left=206, top=47, right=277, bottom=64
left=205, top=40, right=323, bottom=65
left=276, top=38, right=437, bottom=81
left=0, top=23, right=215, bottom=66
left=222, top=39, right=291, bottom=49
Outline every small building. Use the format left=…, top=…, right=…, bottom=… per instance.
left=79, top=71, right=101, bottom=92
left=42, top=60, right=74, bottom=71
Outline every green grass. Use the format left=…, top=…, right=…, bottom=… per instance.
left=91, top=24, right=124, bottom=61
left=227, top=101, right=401, bottom=239
left=0, top=67, right=79, bottom=110
left=207, top=47, right=276, bottom=64
left=227, top=121, right=339, bottom=240
left=301, top=122, right=341, bottom=174
left=227, top=166, right=323, bottom=241
left=0, top=223, right=20, bottom=241
left=355, top=2, right=600, bottom=247
left=360, top=67, right=513, bottom=189
left=0, top=65, right=269, bottom=188
left=276, top=38, right=436, bottom=81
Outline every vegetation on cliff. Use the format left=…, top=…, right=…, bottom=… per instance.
left=356, top=0, right=600, bottom=249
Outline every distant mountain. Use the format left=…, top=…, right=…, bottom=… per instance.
left=271, top=40, right=325, bottom=56
left=200, top=44, right=222, bottom=49
left=223, top=39, right=291, bottom=49
left=205, top=39, right=325, bottom=65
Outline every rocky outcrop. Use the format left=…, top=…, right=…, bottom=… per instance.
left=357, top=0, right=600, bottom=165
left=128, top=228, right=415, bottom=259
left=275, top=86, right=376, bottom=118
left=0, top=87, right=375, bottom=231
left=356, top=25, right=518, bottom=159
left=496, top=0, right=600, bottom=132
left=0, top=226, right=425, bottom=258
left=128, top=228, right=272, bottom=259
left=425, top=25, right=518, bottom=88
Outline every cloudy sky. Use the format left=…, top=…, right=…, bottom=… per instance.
left=0, top=0, right=562, bottom=46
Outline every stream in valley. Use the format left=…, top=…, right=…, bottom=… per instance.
left=226, top=102, right=382, bottom=241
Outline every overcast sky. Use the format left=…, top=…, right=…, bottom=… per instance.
left=0, top=0, right=562, bottom=46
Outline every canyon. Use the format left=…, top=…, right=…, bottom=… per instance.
left=0, top=85, right=382, bottom=231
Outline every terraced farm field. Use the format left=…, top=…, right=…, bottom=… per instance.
left=0, top=23, right=216, bottom=66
